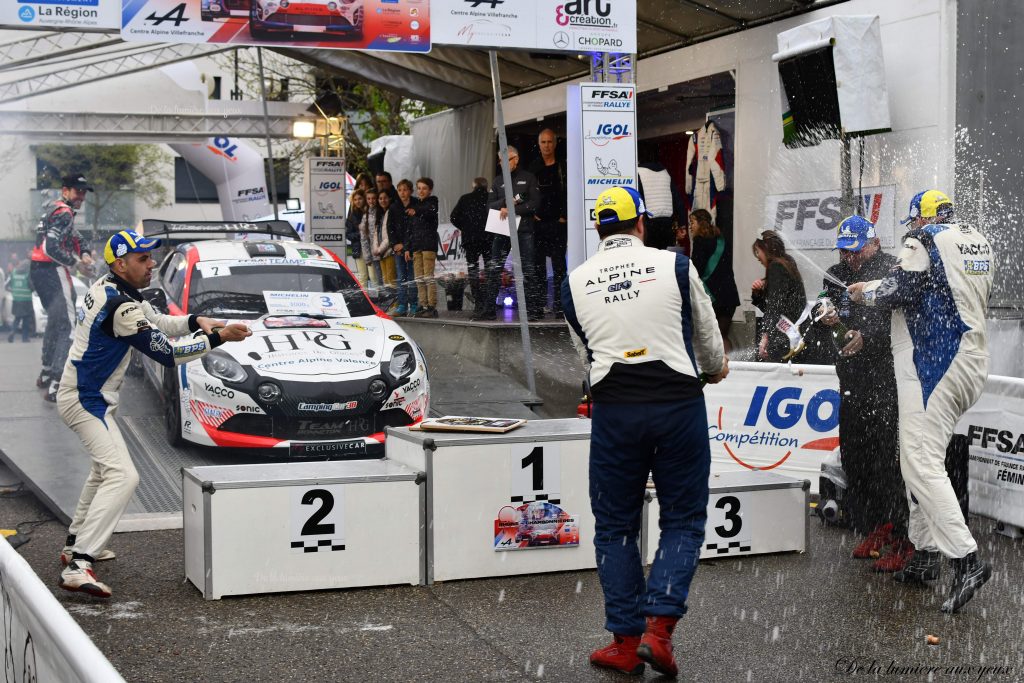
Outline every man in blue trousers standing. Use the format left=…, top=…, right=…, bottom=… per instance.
left=562, top=186, right=729, bottom=677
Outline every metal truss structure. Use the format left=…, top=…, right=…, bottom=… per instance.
left=0, top=110, right=297, bottom=141
left=590, top=53, right=636, bottom=84
left=0, top=31, right=121, bottom=71
left=0, top=42, right=231, bottom=104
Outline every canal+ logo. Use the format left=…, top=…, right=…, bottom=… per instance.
left=708, top=385, right=841, bottom=470
left=207, top=136, right=239, bottom=162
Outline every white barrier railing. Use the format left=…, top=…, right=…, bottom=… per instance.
left=0, top=538, right=124, bottom=683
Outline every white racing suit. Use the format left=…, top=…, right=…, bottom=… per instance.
left=684, top=122, right=726, bottom=221
left=57, top=273, right=222, bottom=559
left=862, top=223, right=994, bottom=558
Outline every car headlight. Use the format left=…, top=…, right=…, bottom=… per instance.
left=202, top=349, right=247, bottom=383
left=327, top=1, right=337, bottom=9
left=258, top=382, right=282, bottom=403
left=388, top=343, right=416, bottom=381
left=279, top=0, right=288, bottom=7
left=368, top=379, right=388, bottom=400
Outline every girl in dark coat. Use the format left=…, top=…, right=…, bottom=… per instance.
left=688, top=209, right=741, bottom=353
left=751, top=230, right=806, bottom=362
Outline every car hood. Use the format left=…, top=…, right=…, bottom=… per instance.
left=225, top=316, right=387, bottom=378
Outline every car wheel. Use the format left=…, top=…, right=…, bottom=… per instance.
left=249, top=9, right=270, bottom=39
left=164, top=371, right=184, bottom=447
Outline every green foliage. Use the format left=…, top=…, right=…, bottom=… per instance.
left=34, top=143, right=170, bottom=239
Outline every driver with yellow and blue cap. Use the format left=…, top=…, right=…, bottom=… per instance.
left=849, top=190, right=994, bottom=613
left=55, top=229, right=251, bottom=599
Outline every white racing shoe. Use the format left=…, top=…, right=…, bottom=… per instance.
left=59, top=559, right=112, bottom=599
left=60, top=546, right=115, bottom=567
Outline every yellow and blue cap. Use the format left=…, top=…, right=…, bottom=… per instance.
left=594, top=186, right=652, bottom=225
left=104, top=229, right=161, bottom=265
left=834, top=215, right=876, bottom=252
left=901, top=190, right=953, bottom=225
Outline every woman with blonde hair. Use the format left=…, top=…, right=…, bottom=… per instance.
left=751, top=230, right=805, bottom=361
left=688, top=209, right=740, bottom=352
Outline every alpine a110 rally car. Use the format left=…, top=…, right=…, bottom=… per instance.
left=137, top=220, right=428, bottom=459
left=250, top=0, right=364, bottom=40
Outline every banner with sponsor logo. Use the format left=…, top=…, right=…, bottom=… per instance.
left=304, top=156, right=347, bottom=250
left=432, top=0, right=635, bottom=53
left=121, top=0, right=430, bottom=53
left=576, top=82, right=636, bottom=257
left=955, top=374, right=1024, bottom=528
left=764, top=184, right=897, bottom=250
left=434, top=221, right=468, bottom=279
left=3, top=0, right=119, bottom=29
left=705, top=362, right=841, bottom=492
left=171, top=137, right=273, bottom=222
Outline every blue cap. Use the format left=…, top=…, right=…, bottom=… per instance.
left=834, top=215, right=876, bottom=252
left=104, top=230, right=161, bottom=265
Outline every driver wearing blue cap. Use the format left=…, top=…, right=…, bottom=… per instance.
left=56, top=230, right=251, bottom=599
left=849, top=190, right=994, bottom=613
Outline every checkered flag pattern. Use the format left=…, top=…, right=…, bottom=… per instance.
left=291, top=539, right=346, bottom=553
left=705, top=540, right=752, bottom=555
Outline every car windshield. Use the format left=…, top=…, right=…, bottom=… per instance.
left=188, top=262, right=375, bottom=319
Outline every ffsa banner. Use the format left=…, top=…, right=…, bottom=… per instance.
left=3, top=0, right=119, bottom=29
left=764, top=184, right=897, bottom=250
left=121, top=0, right=430, bottom=53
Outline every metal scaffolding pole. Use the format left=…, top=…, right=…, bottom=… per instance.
left=0, top=32, right=122, bottom=71
left=0, top=110, right=299, bottom=140
left=489, top=50, right=537, bottom=400
left=256, top=47, right=280, bottom=220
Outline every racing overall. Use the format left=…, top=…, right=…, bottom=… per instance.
left=562, top=234, right=724, bottom=635
left=30, top=198, right=84, bottom=390
left=58, top=273, right=223, bottom=559
left=862, top=223, right=994, bottom=559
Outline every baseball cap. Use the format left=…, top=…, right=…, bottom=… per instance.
left=61, top=174, right=94, bottom=192
left=834, top=215, right=876, bottom=252
left=104, top=230, right=162, bottom=265
left=901, top=189, right=953, bottom=224
left=594, top=186, right=652, bottom=225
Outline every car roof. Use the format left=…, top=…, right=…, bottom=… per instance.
left=189, top=239, right=336, bottom=263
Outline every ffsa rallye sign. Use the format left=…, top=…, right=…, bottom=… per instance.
left=704, top=362, right=841, bottom=491
left=764, top=184, right=897, bottom=250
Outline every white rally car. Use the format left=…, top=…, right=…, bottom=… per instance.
left=138, top=220, right=428, bottom=459
left=250, top=0, right=364, bottom=40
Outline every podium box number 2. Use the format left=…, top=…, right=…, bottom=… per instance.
left=183, top=460, right=424, bottom=599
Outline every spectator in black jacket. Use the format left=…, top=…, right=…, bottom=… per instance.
left=451, top=177, right=491, bottom=316
left=751, top=230, right=806, bottom=362
left=376, top=171, right=401, bottom=207
left=390, top=179, right=419, bottom=316
left=688, top=209, right=741, bottom=352
left=527, top=129, right=568, bottom=318
left=409, top=177, right=440, bottom=318
left=473, top=146, right=541, bottom=322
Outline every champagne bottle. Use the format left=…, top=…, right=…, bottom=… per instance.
left=813, top=292, right=849, bottom=351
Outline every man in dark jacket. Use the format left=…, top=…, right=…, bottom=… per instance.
left=30, top=174, right=95, bottom=401
left=451, top=178, right=491, bottom=316
left=527, top=129, right=568, bottom=318
left=474, top=146, right=540, bottom=321
left=818, top=215, right=907, bottom=570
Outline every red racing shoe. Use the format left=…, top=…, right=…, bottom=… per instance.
left=590, top=634, right=644, bottom=676
left=637, top=616, right=679, bottom=677
left=873, top=539, right=915, bottom=573
left=852, top=522, right=894, bottom=559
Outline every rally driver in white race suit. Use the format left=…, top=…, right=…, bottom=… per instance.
left=849, top=190, right=994, bottom=613
left=57, top=230, right=251, bottom=598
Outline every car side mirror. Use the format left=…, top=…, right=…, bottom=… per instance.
left=142, top=288, right=168, bottom=312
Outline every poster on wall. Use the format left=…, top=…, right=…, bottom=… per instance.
left=121, top=0, right=431, bottom=53
left=3, top=0, right=120, bottom=29
left=578, top=82, right=637, bottom=257
left=764, top=184, right=897, bottom=250
left=304, top=156, right=347, bottom=250
left=431, top=0, right=635, bottom=53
